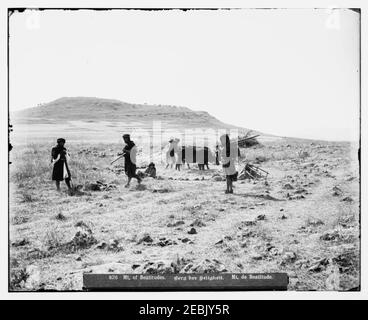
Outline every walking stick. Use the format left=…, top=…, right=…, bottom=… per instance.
left=110, top=153, right=126, bottom=165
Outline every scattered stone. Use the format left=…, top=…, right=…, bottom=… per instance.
left=55, top=212, right=67, bottom=221
left=137, top=233, right=154, bottom=244
left=167, top=220, right=185, bottom=227
left=27, top=248, right=50, bottom=260
left=283, top=183, right=294, bottom=190
left=189, top=259, right=227, bottom=273
left=215, top=239, right=224, bottom=245
left=12, top=215, right=30, bottom=225
left=342, top=196, right=353, bottom=203
left=299, top=151, right=309, bottom=159
left=74, top=221, right=91, bottom=230
left=190, top=219, right=206, bottom=227
left=243, top=220, right=257, bottom=226
left=12, top=238, right=30, bottom=247
left=294, top=188, right=307, bottom=194
left=251, top=254, right=263, bottom=261
left=156, top=238, right=177, bottom=247
left=181, top=238, right=192, bottom=243
left=256, top=214, right=266, bottom=221
left=281, top=251, right=297, bottom=265
left=265, top=242, right=275, bottom=251
left=320, top=230, right=341, bottom=241
left=133, top=250, right=142, bottom=254
left=140, top=260, right=178, bottom=274
left=107, top=239, right=124, bottom=251
left=332, top=186, right=343, bottom=196
left=269, top=247, right=280, bottom=256
left=187, top=227, right=197, bottom=235
left=135, top=184, right=147, bottom=191
left=240, top=241, right=247, bottom=248
left=288, top=194, right=305, bottom=200
left=86, top=262, right=132, bottom=274
left=255, top=156, right=267, bottom=163
left=212, top=175, right=224, bottom=182
left=215, top=235, right=233, bottom=246
left=308, top=258, right=329, bottom=272
left=240, top=229, right=257, bottom=238
left=152, top=187, right=171, bottom=193
left=179, top=263, right=194, bottom=273
left=96, top=241, right=108, bottom=249
left=307, top=219, right=325, bottom=227
left=280, top=214, right=287, bottom=220
left=84, top=182, right=101, bottom=191
left=68, top=228, right=97, bottom=250
left=338, top=216, right=354, bottom=228
left=332, top=248, right=358, bottom=273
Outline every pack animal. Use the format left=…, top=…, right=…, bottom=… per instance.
left=178, top=146, right=215, bottom=170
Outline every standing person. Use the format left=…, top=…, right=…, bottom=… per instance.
left=172, top=138, right=182, bottom=171
left=122, top=134, right=142, bottom=187
left=220, top=134, right=238, bottom=194
left=215, top=144, right=220, bottom=165
left=51, top=138, right=72, bottom=191
left=165, top=138, right=176, bottom=169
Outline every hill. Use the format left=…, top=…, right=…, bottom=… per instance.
left=12, top=97, right=242, bottom=130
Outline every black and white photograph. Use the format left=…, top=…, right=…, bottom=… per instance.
left=4, top=2, right=365, bottom=296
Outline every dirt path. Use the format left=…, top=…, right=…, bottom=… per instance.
left=9, top=140, right=360, bottom=291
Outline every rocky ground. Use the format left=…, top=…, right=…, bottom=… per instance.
left=9, top=139, right=360, bottom=291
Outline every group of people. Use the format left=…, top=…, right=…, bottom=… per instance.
left=51, top=133, right=238, bottom=194
left=51, top=134, right=142, bottom=190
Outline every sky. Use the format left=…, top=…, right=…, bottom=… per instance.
left=9, top=9, right=360, bottom=141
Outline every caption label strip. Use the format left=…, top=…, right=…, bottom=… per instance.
left=83, top=273, right=288, bottom=291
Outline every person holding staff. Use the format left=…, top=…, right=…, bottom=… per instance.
left=121, top=134, right=142, bottom=187
left=51, top=138, right=72, bottom=191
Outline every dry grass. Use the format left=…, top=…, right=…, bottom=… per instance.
left=43, top=227, right=66, bottom=250
left=9, top=139, right=360, bottom=291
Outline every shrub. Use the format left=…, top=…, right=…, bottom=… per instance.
left=43, top=228, right=65, bottom=250
left=9, top=267, right=29, bottom=291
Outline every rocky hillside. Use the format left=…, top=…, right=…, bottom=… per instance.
left=12, top=97, right=240, bottom=129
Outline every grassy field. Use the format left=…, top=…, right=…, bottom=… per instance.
left=9, top=139, right=360, bottom=291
